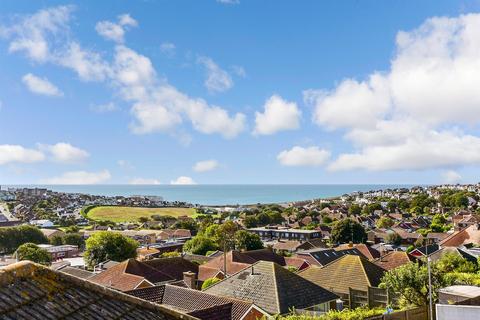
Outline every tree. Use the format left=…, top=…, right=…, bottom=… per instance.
left=348, top=204, right=362, bottom=216
left=15, top=243, right=51, bottom=265
left=84, top=231, right=138, bottom=268
left=217, top=221, right=239, bottom=251
left=183, top=235, right=218, bottom=255
left=50, top=235, right=64, bottom=246
left=235, top=230, right=264, bottom=251
left=376, top=217, right=394, bottom=229
left=172, top=219, right=198, bottom=234
left=243, top=215, right=258, bottom=228
left=201, top=277, right=221, bottom=290
left=138, top=216, right=150, bottom=223
left=385, top=232, right=402, bottom=245
left=330, top=219, right=367, bottom=244
left=0, top=225, right=48, bottom=253
left=381, top=262, right=443, bottom=308
left=63, top=233, right=85, bottom=248
left=435, top=252, right=477, bottom=274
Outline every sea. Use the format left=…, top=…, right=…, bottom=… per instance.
left=3, top=184, right=414, bottom=206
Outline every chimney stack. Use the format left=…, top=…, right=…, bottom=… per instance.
left=183, top=271, right=196, bottom=289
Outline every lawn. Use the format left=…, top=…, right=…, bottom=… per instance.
left=86, top=206, right=196, bottom=222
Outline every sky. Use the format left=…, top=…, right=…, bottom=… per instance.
left=2, top=0, right=480, bottom=185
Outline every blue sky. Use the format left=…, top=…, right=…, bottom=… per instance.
left=1, top=0, right=480, bottom=185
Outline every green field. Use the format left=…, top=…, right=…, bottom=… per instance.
left=86, top=206, right=196, bottom=222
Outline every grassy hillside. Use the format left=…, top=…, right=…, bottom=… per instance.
left=86, top=206, right=195, bottom=222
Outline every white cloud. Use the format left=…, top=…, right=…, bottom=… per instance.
left=160, top=42, right=176, bottom=57
left=170, top=176, right=196, bottom=185
left=58, top=42, right=111, bottom=82
left=2, top=7, right=246, bottom=139
left=39, top=142, right=89, bottom=163
left=0, top=5, right=73, bottom=62
left=254, top=95, right=301, bottom=135
left=117, top=159, right=135, bottom=170
left=442, top=170, right=462, bottom=184
left=309, top=13, right=480, bottom=172
left=197, top=56, right=233, bottom=93
left=129, top=178, right=161, bottom=185
left=277, top=146, right=330, bottom=167
left=91, top=102, right=117, bottom=113
left=95, top=14, right=137, bottom=43
left=42, top=170, right=111, bottom=184
left=217, top=0, right=240, bottom=4
left=193, top=160, right=219, bottom=172
left=22, top=73, right=63, bottom=97
left=0, top=145, right=45, bottom=165
left=231, top=65, right=246, bottom=78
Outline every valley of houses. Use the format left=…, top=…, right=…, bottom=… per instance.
left=1, top=185, right=480, bottom=319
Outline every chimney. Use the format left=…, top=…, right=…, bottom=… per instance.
left=183, top=271, right=196, bottom=289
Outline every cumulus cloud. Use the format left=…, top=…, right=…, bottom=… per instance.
left=307, top=13, right=480, bottom=172
left=129, top=178, right=161, bottom=185
left=95, top=13, right=137, bottom=43
left=254, top=95, right=301, bottom=135
left=193, top=160, right=219, bottom=172
left=277, top=146, right=330, bottom=167
left=170, top=176, right=196, bottom=185
left=22, top=73, right=63, bottom=96
left=442, top=170, right=462, bottom=184
left=42, top=170, right=111, bottom=184
left=0, top=5, right=73, bottom=62
left=1, top=7, right=246, bottom=139
left=39, top=142, right=89, bottom=163
left=0, top=145, right=45, bottom=165
left=197, top=56, right=233, bottom=93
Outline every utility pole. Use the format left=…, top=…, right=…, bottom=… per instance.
left=426, top=238, right=433, bottom=320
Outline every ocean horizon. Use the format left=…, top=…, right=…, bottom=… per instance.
left=2, top=184, right=416, bottom=206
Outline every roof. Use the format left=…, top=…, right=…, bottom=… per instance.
left=127, top=284, right=265, bottom=320
left=59, top=266, right=95, bottom=280
left=440, top=225, right=480, bottom=247
left=205, top=260, right=338, bottom=315
left=298, top=254, right=386, bottom=295
left=373, top=251, right=416, bottom=271
left=439, top=285, right=480, bottom=298
left=295, top=247, right=364, bottom=267
left=410, top=244, right=440, bottom=256
left=335, top=244, right=380, bottom=260
left=39, top=228, right=64, bottom=237
left=143, top=257, right=199, bottom=281
left=0, top=261, right=196, bottom=320
left=198, top=249, right=286, bottom=281
left=89, top=258, right=175, bottom=291
left=429, top=247, right=478, bottom=263
left=272, top=240, right=310, bottom=251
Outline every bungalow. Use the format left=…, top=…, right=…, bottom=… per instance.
left=205, top=260, right=339, bottom=316
left=374, top=251, right=416, bottom=270
left=298, top=254, right=386, bottom=307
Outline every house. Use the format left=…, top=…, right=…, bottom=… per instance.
left=248, top=226, right=322, bottom=241
left=428, top=247, right=478, bottom=264
left=298, top=255, right=386, bottom=304
left=409, top=244, right=440, bottom=258
left=294, top=247, right=364, bottom=267
left=439, top=224, right=480, bottom=247
left=39, top=228, right=65, bottom=240
left=373, top=251, right=417, bottom=270
left=335, top=243, right=380, bottom=261
left=58, top=265, right=95, bottom=280
left=127, top=284, right=269, bottom=320
left=205, top=260, right=338, bottom=315
left=0, top=261, right=195, bottom=319
left=89, top=257, right=199, bottom=291
left=88, top=258, right=175, bottom=291
left=38, top=244, right=79, bottom=260
left=426, top=232, right=449, bottom=243
left=31, top=219, right=54, bottom=228
left=272, top=240, right=315, bottom=253
left=197, top=248, right=305, bottom=282
left=456, top=214, right=480, bottom=230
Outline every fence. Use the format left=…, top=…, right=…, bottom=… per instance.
left=366, top=305, right=432, bottom=320
left=347, top=287, right=390, bottom=309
